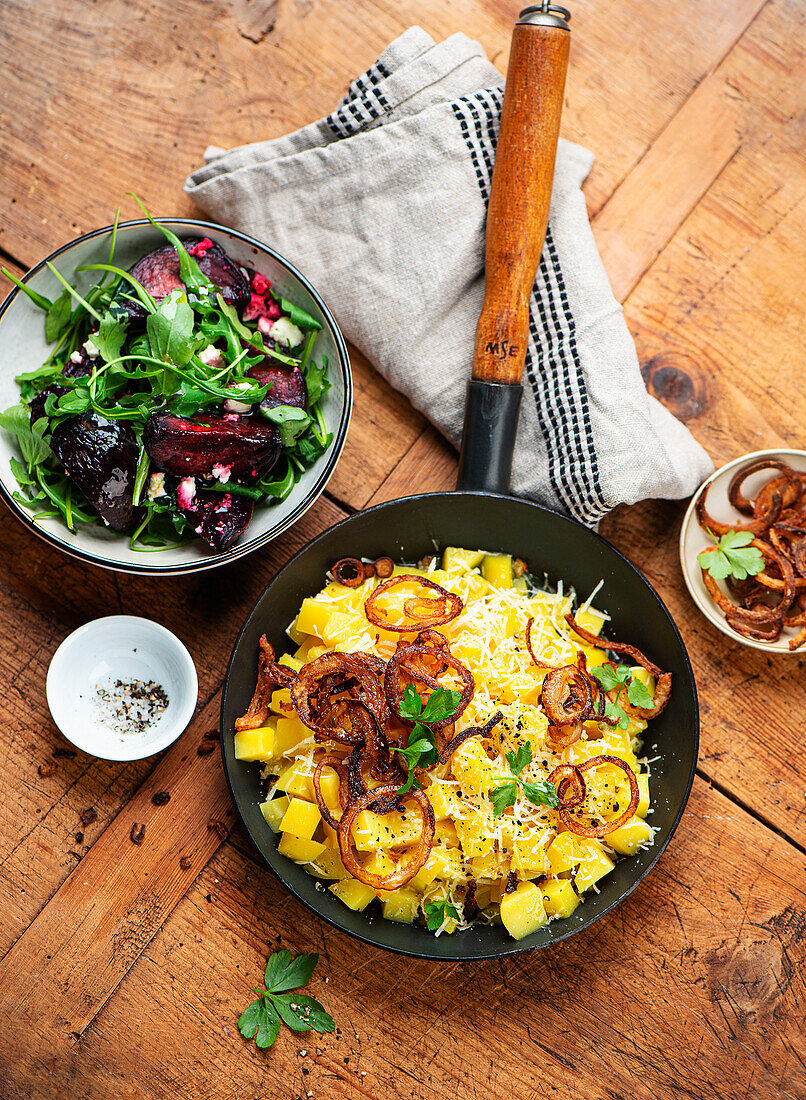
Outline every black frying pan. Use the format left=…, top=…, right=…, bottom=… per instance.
left=220, top=7, right=699, bottom=959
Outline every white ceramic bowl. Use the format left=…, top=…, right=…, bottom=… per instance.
left=0, top=219, right=352, bottom=574
left=46, top=615, right=198, bottom=760
left=679, top=448, right=806, bottom=654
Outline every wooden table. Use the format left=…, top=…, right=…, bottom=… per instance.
left=0, top=2, right=804, bottom=1097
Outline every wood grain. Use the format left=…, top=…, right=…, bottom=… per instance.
left=6, top=779, right=802, bottom=1100
left=0, top=0, right=803, bottom=1097
left=473, top=20, right=569, bottom=385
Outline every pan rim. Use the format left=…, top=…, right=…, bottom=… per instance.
left=221, top=490, right=700, bottom=959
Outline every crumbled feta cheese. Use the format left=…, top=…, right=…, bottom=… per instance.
left=70, top=350, right=83, bottom=364
left=147, top=472, right=167, bottom=500
left=176, top=476, right=196, bottom=510
left=223, top=398, right=252, bottom=414
left=198, top=344, right=223, bottom=368
left=83, top=337, right=100, bottom=357
left=212, top=463, right=231, bottom=484
left=269, top=316, right=304, bottom=348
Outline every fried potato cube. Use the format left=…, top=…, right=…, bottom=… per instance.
left=573, top=838, right=616, bottom=893
left=321, top=611, right=369, bottom=647
left=541, top=878, right=580, bottom=919
left=308, top=848, right=349, bottom=881
left=427, top=783, right=461, bottom=821
left=272, top=715, right=309, bottom=758
left=352, top=809, right=421, bottom=851
left=277, top=653, right=303, bottom=673
left=500, top=882, right=548, bottom=939
left=277, top=834, right=326, bottom=863
left=605, top=817, right=654, bottom=855
left=233, top=724, right=275, bottom=762
left=512, top=831, right=550, bottom=877
left=451, top=739, right=497, bottom=797
left=442, top=547, right=485, bottom=572
left=546, top=832, right=578, bottom=875
left=382, top=889, right=420, bottom=924
left=274, top=760, right=315, bottom=800
left=481, top=553, right=514, bottom=588
left=330, top=877, right=376, bottom=911
left=269, top=687, right=294, bottom=717
left=434, top=820, right=460, bottom=848
left=279, top=797, right=321, bottom=840
left=574, top=607, right=606, bottom=635
left=294, top=597, right=332, bottom=639
left=456, top=813, right=493, bottom=860
left=636, top=773, right=650, bottom=819
left=259, top=795, right=289, bottom=833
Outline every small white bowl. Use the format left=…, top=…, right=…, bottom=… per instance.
left=679, top=448, right=806, bottom=654
left=46, top=615, right=198, bottom=760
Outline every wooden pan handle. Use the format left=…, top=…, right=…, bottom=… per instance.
left=472, top=14, right=570, bottom=385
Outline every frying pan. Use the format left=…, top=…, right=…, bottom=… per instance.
left=220, top=5, right=699, bottom=960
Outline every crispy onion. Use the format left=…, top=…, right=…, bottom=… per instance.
left=438, top=710, right=504, bottom=764
left=696, top=478, right=782, bottom=536
left=384, top=640, right=474, bottom=730
left=332, top=557, right=366, bottom=587
left=374, top=556, right=394, bottom=579
left=312, top=756, right=349, bottom=829
left=551, top=755, right=639, bottom=838
left=728, top=459, right=797, bottom=515
left=564, top=613, right=671, bottom=717
left=700, top=538, right=795, bottom=644
left=235, top=635, right=295, bottom=731
left=336, top=784, right=435, bottom=889
left=525, top=616, right=559, bottom=670
left=540, top=664, right=594, bottom=726
left=365, top=574, right=463, bottom=632
left=291, top=652, right=388, bottom=742
left=548, top=763, right=586, bottom=810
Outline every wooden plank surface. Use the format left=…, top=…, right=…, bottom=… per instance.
left=0, top=0, right=803, bottom=1097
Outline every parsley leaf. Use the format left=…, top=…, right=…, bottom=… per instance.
left=506, top=741, right=533, bottom=778
left=393, top=686, right=461, bottom=795
left=698, top=529, right=764, bottom=581
left=238, top=948, right=334, bottom=1052
left=490, top=780, right=518, bottom=819
left=522, top=780, right=559, bottom=808
left=605, top=698, right=630, bottom=731
left=626, top=676, right=655, bottom=709
left=420, top=687, right=462, bottom=725
left=397, top=682, right=424, bottom=722
left=590, top=663, right=629, bottom=693
left=423, top=897, right=461, bottom=931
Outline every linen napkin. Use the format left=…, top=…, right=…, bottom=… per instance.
left=185, top=26, right=713, bottom=526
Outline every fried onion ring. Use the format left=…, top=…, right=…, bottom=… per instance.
left=438, top=710, right=504, bottom=765
left=696, top=478, right=782, bottom=536
left=292, top=652, right=388, bottom=742
left=553, top=755, right=639, bottom=838
left=235, top=636, right=295, bottom=731
left=727, top=459, right=796, bottom=515
left=332, top=557, right=367, bottom=588
left=384, top=641, right=474, bottom=730
left=365, top=574, right=462, bottom=632
left=336, top=784, right=435, bottom=889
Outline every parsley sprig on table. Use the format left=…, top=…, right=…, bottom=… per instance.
left=697, top=529, right=765, bottom=581
left=393, top=683, right=461, bottom=794
left=489, top=742, right=559, bottom=818
left=590, top=663, right=654, bottom=730
left=238, top=949, right=334, bottom=1051
left=423, top=896, right=461, bottom=931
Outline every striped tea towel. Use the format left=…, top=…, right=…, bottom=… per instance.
left=185, top=26, right=713, bottom=525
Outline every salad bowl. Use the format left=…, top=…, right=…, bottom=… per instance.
left=0, top=219, right=352, bottom=575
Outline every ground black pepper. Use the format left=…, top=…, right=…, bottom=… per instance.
left=94, top=678, right=169, bottom=736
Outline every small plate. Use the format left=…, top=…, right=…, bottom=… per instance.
left=679, top=448, right=806, bottom=654
left=46, top=615, right=198, bottom=760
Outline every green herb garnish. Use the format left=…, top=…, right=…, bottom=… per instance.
left=393, top=684, right=462, bottom=794
left=423, top=897, right=461, bottom=931
left=590, top=663, right=654, bottom=730
left=697, top=528, right=765, bottom=581
left=489, top=741, right=559, bottom=818
left=237, top=949, right=334, bottom=1051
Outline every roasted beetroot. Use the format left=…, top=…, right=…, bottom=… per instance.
left=50, top=413, right=141, bottom=531
left=117, top=238, right=249, bottom=323
left=175, top=482, right=254, bottom=551
left=248, top=355, right=308, bottom=412
left=143, top=410, right=281, bottom=483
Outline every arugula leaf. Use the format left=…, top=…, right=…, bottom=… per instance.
left=1, top=267, right=53, bottom=311
left=147, top=291, right=195, bottom=368
left=626, top=676, right=655, bottom=709
left=238, top=948, right=333, bottom=1052
left=270, top=289, right=322, bottom=332
left=522, top=780, right=559, bottom=808
left=506, top=741, right=532, bottom=778
left=304, top=355, right=330, bottom=406
left=57, top=388, right=91, bottom=415
left=264, top=949, right=318, bottom=994
left=94, top=312, right=127, bottom=365
left=698, top=529, right=764, bottom=581
left=0, top=404, right=52, bottom=467
left=261, top=405, right=312, bottom=448
left=423, top=897, right=461, bottom=931
left=490, top=780, right=518, bottom=819
left=45, top=290, right=72, bottom=342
